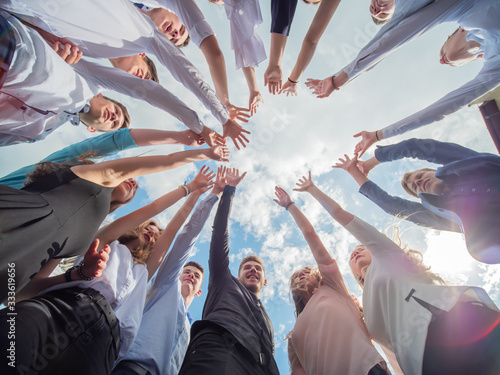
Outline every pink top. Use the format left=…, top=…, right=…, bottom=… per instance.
left=288, top=261, right=384, bottom=375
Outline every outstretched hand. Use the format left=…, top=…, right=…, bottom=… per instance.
left=249, top=91, right=264, bottom=116
left=305, top=77, right=335, bottom=99
left=199, top=126, right=225, bottom=148
left=279, top=80, right=298, bottom=96
left=189, top=165, right=216, bottom=192
left=227, top=103, right=251, bottom=123
left=225, top=168, right=247, bottom=188
left=223, top=119, right=251, bottom=150
left=212, top=166, right=227, bottom=195
left=81, top=239, right=110, bottom=279
left=264, top=65, right=283, bottom=95
left=333, top=154, right=359, bottom=174
left=207, top=145, right=230, bottom=162
left=293, top=171, right=315, bottom=192
left=353, top=130, right=378, bottom=158
left=273, top=186, right=293, bottom=207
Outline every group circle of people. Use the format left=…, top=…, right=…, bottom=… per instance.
left=0, top=0, right=499, bottom=374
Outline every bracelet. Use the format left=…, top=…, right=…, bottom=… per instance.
left=375, top=130, right=380, bottom=141
left=77, top=262, right=95, bottom=281
left=288, top=77, right=298, bottom=84
left=64, top=266, right=77, bottom=282
left=180, top=184, right=190, bottom=196
left=285, top=202, right=295, bottom=210
left=328, top=76, right=339, bottom=90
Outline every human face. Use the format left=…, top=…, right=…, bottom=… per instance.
left=139, top=224, right=160, bottom=245
left=110, top=54, right=152, bottom=80
left=179, top=266, right=203, bottom=298
left=83, top=94, right=125, bottom=132
left=439, top=27, right=481, bottom=66
left=292, top=268, right=317, bottom=290
left=369, top=0, right=395, bottom=21
left=238, top=261, right=267, bottom=294
left=406, top=170, right=446, bottom=196
left=349, top=245, right=372, bottom=281
left=147, top=8, right=188, bottom=46
left=112, top=178, right=138, bottom=204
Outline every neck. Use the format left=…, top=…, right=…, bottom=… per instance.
left=182, top=290, right=195, bottom=309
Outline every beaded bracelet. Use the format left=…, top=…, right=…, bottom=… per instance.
left=77, top=262, right=95, bottom=281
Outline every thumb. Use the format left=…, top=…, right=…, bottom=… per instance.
left=353, top=132, right=362, bottom=138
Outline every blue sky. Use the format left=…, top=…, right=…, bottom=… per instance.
left=1, top=1, right=499, bottom=373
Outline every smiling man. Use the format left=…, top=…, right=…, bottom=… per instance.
left=178, top=168, right=279, bottom=375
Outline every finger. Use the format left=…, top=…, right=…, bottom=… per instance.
left=353, top=132, right=362, bottom=138
left=358, top=148, right=366, bottom=158
left=231, top=137, right=241, bottom=151
left=74, top=50, right=83, bottom=64
left=236, top=136, right=247, bottom=149
left=308, top=171, right=312, bottom=180
left=52, top=41, right=62, bottom=52
left=237, top=115, right=249, bottom=123
left=240, top=133, right=250, bottom=143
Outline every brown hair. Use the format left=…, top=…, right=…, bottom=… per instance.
left=238, top=255, right=265, bottom=275
left=289, top=266, right=322, bottom=316
left=371, top=15, right=391, bottom=25
left=117, top=220, right=162, bottom=263
left=101, top=96, right=131, bottom=130
left=184, top=261, right=204, bottom=275
left=143, top=55, right=159, bottom=83
left=24, top=154, right=137, bottom=213
left=401, top=168, right=437, bottom=198
left=178, top=34, right=190, bottom=48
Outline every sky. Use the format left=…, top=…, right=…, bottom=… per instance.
left=1, top=1, right=499, bottom=374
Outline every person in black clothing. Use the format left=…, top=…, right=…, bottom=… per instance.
left=178, top=168, right=280, bottom=375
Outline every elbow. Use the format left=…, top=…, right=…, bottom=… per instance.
left=303, top=36, right=319, bottom=50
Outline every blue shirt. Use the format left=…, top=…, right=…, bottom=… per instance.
left=118, top=193, right=218, bottom=375
left=374, top=138, right=500, bottom=264
left=0, top=129, right=137, bottom=189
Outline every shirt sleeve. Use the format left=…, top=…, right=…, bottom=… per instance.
left=271, top=0, right=298, bottom=36
left=374, top=138, right=481, bottom=165
left=74, top=59, right=206, bottom=133
left=147, top=28, right=229, bottom=125
left=0, top=129, right=137, bottom=189
left=339, top=0, right=461, bottom=81
left=343, top=216, right=403, bottom=256
left=381, top=59, right=500, bottom=139
left=288, top=339, right=307, bottom=375
left=151, top=193, right=219, bottom=288
left=359, top=180, right=461, bottom=232
left=209, top=185, right=236, bottom=283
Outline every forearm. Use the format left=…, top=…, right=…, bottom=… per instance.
left=268, top=33, right=287, bottom=68
left=200, top=35, right=230, bottom=105
left=146, top=191, right=201, bottom=279
left=242, top=66, right=259, bottom=94
left=307, top=186, right=354, bottom=226
left=348, top=168, right=370, bottom=187
left=129, top=129, right=186, bottom=147
left=72, top=148, right=212, bottom=186
left=287, top=204, right=332, bottom=265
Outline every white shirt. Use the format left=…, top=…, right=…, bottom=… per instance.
left=0, top=0, right=229, bottom=125
left=345, top=216, right=499, bottom=375
left=222, top=0, right=266, bottom=69
left=138, top=0, right=215, bottom=48
left=381, top=0, right=500, bottom=139
left=42, top=241, right=148, bottom=361
left=0, top=12, right=94, bottom=146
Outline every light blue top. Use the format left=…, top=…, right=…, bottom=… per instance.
left=119, top=193, right=218, bottom=375
left=0, top=129, right=137, bottom=189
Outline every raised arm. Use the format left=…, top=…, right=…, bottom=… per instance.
left=96, top=166, right=214, bottom=251
left=279, top=0, right=341, bottom=96
left=70, top=146, right=228, bottom=187
left=152, top=166, right=226, bottom=287
left=243, top=67, right=264, bottom=116
left=265, top=33, right=287, bottom=95
left=293, top=171, right=354, bottom=227
left=209, top=168, right=246, bottom=283
left=274, top=187, right=332, bottom=266
left=333, top=155, right=461, bottom=232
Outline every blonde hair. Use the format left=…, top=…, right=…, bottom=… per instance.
left=117, top=220, right=162, bottom=263
left=352, top=226, right=446, bottom=288
left=401, top=168, right=437, bottom=198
